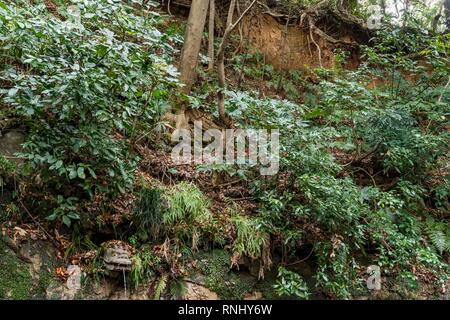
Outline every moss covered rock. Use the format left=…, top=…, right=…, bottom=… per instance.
left=0, top=241, right=33, bottom=299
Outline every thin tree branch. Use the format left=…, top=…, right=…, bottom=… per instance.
left=230, top=0, right=258, bottom=31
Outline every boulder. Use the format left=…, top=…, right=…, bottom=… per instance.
left=183, top=282, right=219, bottom=300
left=0, top=130, right=25, bottom=165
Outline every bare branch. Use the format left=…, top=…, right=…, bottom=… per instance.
left=230, top=0, right=258, bottom=31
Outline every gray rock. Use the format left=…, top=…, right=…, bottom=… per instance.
left=183, top=282, right=219, bottom=300
left=0, top=130, right=25, bottom=165
left=66, top=265, right=82, bottom=291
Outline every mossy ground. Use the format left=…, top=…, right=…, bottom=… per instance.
left=194, top=249, right=256, bottom=299
left=0, top=241, right=33, bottom=300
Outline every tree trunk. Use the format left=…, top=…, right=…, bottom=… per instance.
left=167, top=0, right=209, bottom=130
left=216, top=0, right=257, bottom=126
left=217, top=0, right=236, bottom=126
left=178, top=0, right=210, bottom=94
left=208, top=0, right=215, bottom=71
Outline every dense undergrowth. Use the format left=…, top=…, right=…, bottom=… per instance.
left=0, top=0, right=449, bottom=299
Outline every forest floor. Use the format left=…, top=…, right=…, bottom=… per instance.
left=0, top=0, right=449, bottom=300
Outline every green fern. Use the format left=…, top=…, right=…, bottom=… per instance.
left=232, top=214, right=269, bottom=259
left=133, top=187, right=164, bottom=241
left=162, top=182, right=211, bottom=224
left=446, top=235, right=450, bottom=253
left=130, top=254, right=143, bottom=289
left=130, top=250, right=161, bottom=290
left=423, top=218, right=450, bottom=254
left=161, top=182, right=212, bottom=248
left=154, top=274, right=168, bottom=300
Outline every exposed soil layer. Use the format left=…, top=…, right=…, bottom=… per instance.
left=241, top=15, right=361, bottom=70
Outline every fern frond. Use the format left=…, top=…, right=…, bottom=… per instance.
left=232, top=214, right=270, bottom=259
left=423, top=218, right=450, bottom=254
left=154, top=274, right=168, bottom=300
left=430, top=230, right=446, bottom=253
left=445, top=233, right=450, bottom=253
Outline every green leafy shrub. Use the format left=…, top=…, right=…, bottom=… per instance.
left=315, top=240, right=362, bottom=299
left=358, top=108, right=447, bottom=175
left=297, top=174, right=368, bottom=237
left=273, top=266, right=310, bottom=299
left=46, top=195, right=80, bottom=227
left=0, top=0, right=178, bottom=197
left=130, top=248, right=161, bottom=290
